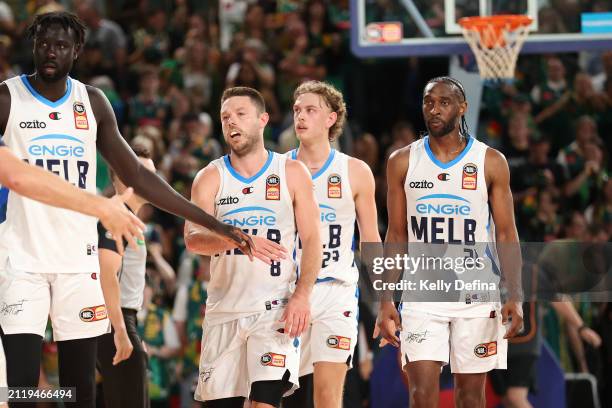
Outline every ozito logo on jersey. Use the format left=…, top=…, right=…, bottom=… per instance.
left=265, top=174, right=280, bottom=200
left=73, top=101, right=89, bottom=130
left=327, top=173, right=342, bottom=198
left=409, top=180, right=434, bottom=189
left=438, top=173, right=450, bottom=181
left=462, top=163, right=478, bottom=190
left=217, top=196, right=239, bottom=206
left=19, top=120, right=46, bottom=129
left=242, top=186, right=254, bottom=194
left=326, top=335, right=351, bottom=350
left=49, top=112, right=61, bottom=120
left=79, top=305, right=107, bottom=322
left=474, top=341, right=497, bottom=358
left=260, top=352, right=286, bottom=367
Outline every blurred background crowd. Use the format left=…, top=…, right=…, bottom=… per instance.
left=0, top=0, right=610, bottom=407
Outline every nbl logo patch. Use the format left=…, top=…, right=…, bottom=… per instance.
left=462, top=163, right=477, bottom=190
left=326, top=335, right=351, bottom=350
left=73, top=102, right=89, bottom=130
left=266, top=174, right=280, bottom=200
left=474, top=341, right=497, bottom=358
left=327, top=174, right=342, bottom=198
left=260, top=352, right=286, bottom=367
left=79, top=305, right=107, bottom=322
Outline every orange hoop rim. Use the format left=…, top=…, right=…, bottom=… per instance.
left=458, top=15, right=533, bottom=32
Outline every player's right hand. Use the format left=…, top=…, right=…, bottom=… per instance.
left=373, top=301, right=401, bottom=348
left=99, top=187, right=145, bottom=255
left=250, top=235, right=288, bottom=265
left=113, top=328, right=134, bottom=365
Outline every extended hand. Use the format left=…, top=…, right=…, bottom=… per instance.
left=251, top=235, right=288, bottom=265
left=113, top=329, right=134, bottom=365
left=373, top=302, right=401, bottom=347
left=502, top=301, right=524, bottom=339
left=280, top=291, right=310, bottom=338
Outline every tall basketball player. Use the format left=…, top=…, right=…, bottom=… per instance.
left=375, top=77, right=524, bottom=408
left=283, top=81, right=381, bottom=408
left=0, top=137, right=144, bottom=408
left=185, top=86, right=321, bottom=408
left=0, top=12, right=252, bottom=408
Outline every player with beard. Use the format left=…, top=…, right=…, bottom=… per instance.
left=185, top=87, right=321, bottom=408
left=0, top=12, right=253, bottom=408
left=375, top=77, right=523, bottom=408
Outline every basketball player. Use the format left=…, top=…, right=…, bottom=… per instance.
left=184, top=86, right=321, bottom=408
left=0, top=12, right=252, bottom=408
left=375, top=77, right=524, bottom=408
left=0, top=138, right=143, bottom=408
left=0, top=138, right=144, bottom=252
left=96, top=145, right=157, bottom=408
left=283, top=81, right=381, bottom=408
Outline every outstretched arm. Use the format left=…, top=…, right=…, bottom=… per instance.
left=89, top=86, right=253, bottom=256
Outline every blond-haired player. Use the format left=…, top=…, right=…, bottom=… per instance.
left=283, top=81, right=381, bottom=408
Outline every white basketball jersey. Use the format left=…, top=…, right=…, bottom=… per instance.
left=403, top=136, right=499, bottom=317
left=207, top=151, right=297, bottom=325
left=0, top=75, right=98, bottom=273
left=289, top=149, right=358, bottom=284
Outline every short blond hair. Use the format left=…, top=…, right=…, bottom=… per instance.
left=294, top=81, right=347, bottom=141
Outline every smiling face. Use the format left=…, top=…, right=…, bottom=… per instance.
left=33, top=23, right=79, bottom=82
left=293, top=92, right=337, bottom=144
left=220, top=95, right=268, bottom=156
left=422, top=81, right=466, bottom=138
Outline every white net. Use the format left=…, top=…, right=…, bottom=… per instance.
left=460, top=17, right=531, bottom=80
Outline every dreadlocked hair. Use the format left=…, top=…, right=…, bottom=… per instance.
left=425, top=76, right=470, bottom=138
left=26, top=11, right=86, bottom=49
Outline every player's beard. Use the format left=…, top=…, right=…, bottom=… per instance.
left=427, top=117, right=457, bottom=138
left=231, top=131, right=260, bottom=157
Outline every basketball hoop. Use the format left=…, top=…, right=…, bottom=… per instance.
left=459, top=15, right=533, bottom=81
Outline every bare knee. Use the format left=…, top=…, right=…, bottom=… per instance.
left=410, top=386, right=437, bottom=408
left=454, top=387, right=485, bottom=408
left=314, top=384, right=341, bottom=408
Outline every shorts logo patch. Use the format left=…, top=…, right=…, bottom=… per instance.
left=91, top=273, right=97, bottom=280
left=405, top=330, right=428, bottom=343
left=265, top=174, right=280, bottom=200
left=462, top=163, right=477, bottom=190
left=79, top=304, right=107, bottom=322
left=327, top=174, right=342, bottom=198
left=260, top=352, right=286, bottom=367
left=73, top=102, right=89, bottom=130
left=200, top=368, right=213, bottom=383
left=265, top=298, right=288, bottom=311
left=87, top=244, right=97, bottom=256
left=343, top=311, right=352, bottom=317
left=326, top=335, right=351, bottom=350
left=474, top=341, right=497, bottom=358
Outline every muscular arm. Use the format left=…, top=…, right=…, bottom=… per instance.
left=89, top=87, right=251, bottom=253
left=486, top=148, right=524, bottom=338
left=486, top=148, right=522, bottom=299
left=349, top=158, right=382, bottom=245
left=288, top=159, right=321, bottom=298
left=184, top=164, right=237, bottom=255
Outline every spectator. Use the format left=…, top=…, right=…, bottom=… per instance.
left=75, top=0, right=127, bottom=80
left=592, top=51, right=612, bottom=92
left=182, top=39, right=215, bottom=112
left=585, top=178, right=612, bottom=236
left=386, top=120, right=417, bottom=158
left=503, top=114, right=532, bottom=171
left=127, top=69, right=168, bottom=132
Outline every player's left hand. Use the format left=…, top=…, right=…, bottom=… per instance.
left=281, top=291, right=310, bottom=338
left=502, top=301, right=524, bottom=339
left=579, top=327, right=602, bottom=348
left=113, top=328, right=134, bottom=365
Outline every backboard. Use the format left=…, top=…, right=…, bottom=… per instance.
left=352, top=0, right=612, bottom=57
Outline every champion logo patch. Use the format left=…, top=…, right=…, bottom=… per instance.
left=49, top=112, right=61, bottom=120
